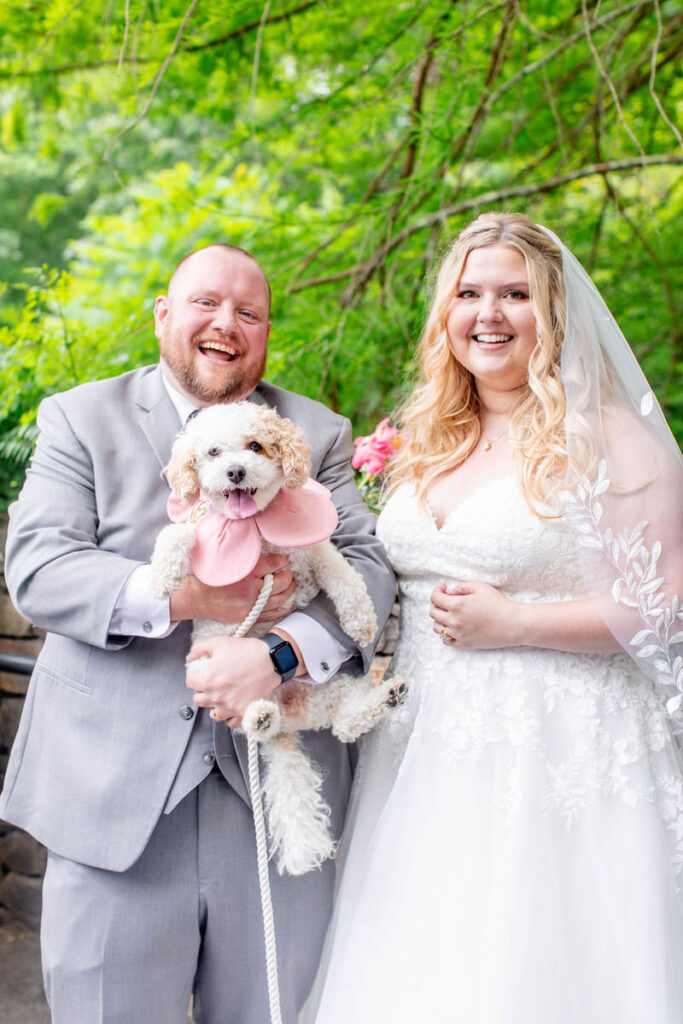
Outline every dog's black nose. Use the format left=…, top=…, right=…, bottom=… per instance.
left=226, top=464, right=247, bottom=484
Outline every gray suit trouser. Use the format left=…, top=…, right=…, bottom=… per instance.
left=41, top=770, right=335, bottom=1024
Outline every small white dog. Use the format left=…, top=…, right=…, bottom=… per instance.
left=150, top=402, right=407, bottom=874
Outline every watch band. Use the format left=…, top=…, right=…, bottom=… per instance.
left=259, top=632, right=299, bottom=683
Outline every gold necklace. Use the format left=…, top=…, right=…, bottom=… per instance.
left=482, top=425, right=508, bottom=452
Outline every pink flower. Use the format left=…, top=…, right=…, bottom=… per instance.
left=352, top=418, right=401, bottom=476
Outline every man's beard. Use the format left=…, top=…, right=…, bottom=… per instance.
left=161, top=333, right=266, bottom=404
left=169, top=359, right=260, bottom=404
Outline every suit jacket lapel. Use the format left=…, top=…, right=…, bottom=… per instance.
left=248, top=384, right=270, bottom=408
left=134, top=367, right=182, bottom=480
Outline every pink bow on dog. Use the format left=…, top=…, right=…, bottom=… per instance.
left=167, top=479, right=338, bottom=586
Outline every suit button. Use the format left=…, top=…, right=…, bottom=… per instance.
left=203, top=752, right=216, bottom=766
left=179, top=705, right=194, bottom=720
left=142, top=621, right=152, bottom=634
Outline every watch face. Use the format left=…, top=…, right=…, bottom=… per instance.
left=272, top=642, right=298, bottom=676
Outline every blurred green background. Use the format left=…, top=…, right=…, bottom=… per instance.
left=0, top=0, right=681, bottom=505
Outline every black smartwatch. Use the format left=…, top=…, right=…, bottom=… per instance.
left=259, top=632, right=299, bottom=683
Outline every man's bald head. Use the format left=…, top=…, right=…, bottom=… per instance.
left=168, top=244, right=271, bottom=311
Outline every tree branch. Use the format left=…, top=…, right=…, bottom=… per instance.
left=0, top=0, right=320, bottom=79
left=400, top=0, right=647, bottom=226
left=102, top=0, right=200, bottom=161
left=4, top=0, right=89, bottom=85
left=288, top=153, right=683, bottom=295
left=648, top=0, right=683, bottom=151
left=407, top=0, right=518, bottom=216
left=117, top=0, right=132, bottom=74
left=249, top=0, right=273, bottom=126
left=519, top=8, right=683, bottom=180
left=581, top=0, right=647, bottom=160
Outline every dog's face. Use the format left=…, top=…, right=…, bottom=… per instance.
left=166, top=402, right=312, bottom=517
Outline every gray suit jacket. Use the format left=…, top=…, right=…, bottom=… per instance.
left=0, top=366, right=395, bottom=871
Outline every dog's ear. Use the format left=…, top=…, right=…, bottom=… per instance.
left=165, top=431, right=200, bottom=505
left=275, top=417, right=311, bottom=490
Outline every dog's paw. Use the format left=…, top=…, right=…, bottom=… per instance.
left=185, top=655, right=210, bottom=673
left=339, top=609, right=378, bottom=648
left=150, top=554, right=192, bottom=598
left=330, top=675, right=409, bottom=741
left=385, top=678, right=409, bottom=708
left=340, top=588, right=378, bottom=646
left=242, top=699, right=281, bottom=739
left=359, top=617, right=378, bottom=646
left=150, top=524, right=195, bottom=597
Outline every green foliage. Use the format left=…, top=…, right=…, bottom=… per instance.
left=0, top=0, right=681, bottom=504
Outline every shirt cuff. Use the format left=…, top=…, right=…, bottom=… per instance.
left=109, top=564, right=176, bottom=639
left=277, top=611, right=352, bottom=683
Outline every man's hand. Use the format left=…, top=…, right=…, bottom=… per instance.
left=185, top=635, right=281, bottom=728
left=169, top=554, right=296, bottom=625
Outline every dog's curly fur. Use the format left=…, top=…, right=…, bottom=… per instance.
left=150, top=402, right=407, bottom=875
left=166, top=405, right=311, bottom=507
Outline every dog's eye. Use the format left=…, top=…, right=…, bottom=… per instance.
left=207, top=447, right=221, bottom=458
left=248, top=441, right=263, bottom=453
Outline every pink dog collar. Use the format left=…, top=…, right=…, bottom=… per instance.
left=166, top=478, right=338, bottom=586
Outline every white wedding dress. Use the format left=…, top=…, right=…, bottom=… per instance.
left=305, top=478, right=683, bottom=1024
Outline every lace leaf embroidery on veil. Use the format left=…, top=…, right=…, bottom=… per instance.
left=564, top=459, right=683, bottom=722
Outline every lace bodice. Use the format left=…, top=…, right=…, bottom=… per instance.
left=378, top=477, right=584, bottom=597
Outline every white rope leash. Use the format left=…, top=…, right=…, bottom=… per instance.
left=248, top=732, right=282, bottom=1024
left=234, top=573, right=283, bottom=1024
left=234, top=573, right=274, bottom=640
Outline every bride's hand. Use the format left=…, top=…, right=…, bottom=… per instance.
left=429, top=581, right=518, bottom=649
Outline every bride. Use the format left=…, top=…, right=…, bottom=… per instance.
left=303, top=213, right=683, bottom=1023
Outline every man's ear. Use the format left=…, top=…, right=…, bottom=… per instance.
left=153, top=295, right=169, bottom=343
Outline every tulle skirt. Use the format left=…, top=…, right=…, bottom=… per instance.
left=302, top=647, right=683, bottom=1024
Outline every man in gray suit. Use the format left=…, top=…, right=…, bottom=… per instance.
left=0, top=244, right=395, bottom=1023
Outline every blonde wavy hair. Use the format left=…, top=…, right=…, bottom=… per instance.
left=388, top=212, right=569, bottom=513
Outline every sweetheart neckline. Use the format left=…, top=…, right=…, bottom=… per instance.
left=422, top=475, right=517, bottom=532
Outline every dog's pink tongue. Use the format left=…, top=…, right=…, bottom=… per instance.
left=225, top=489, right=258, bottom=519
